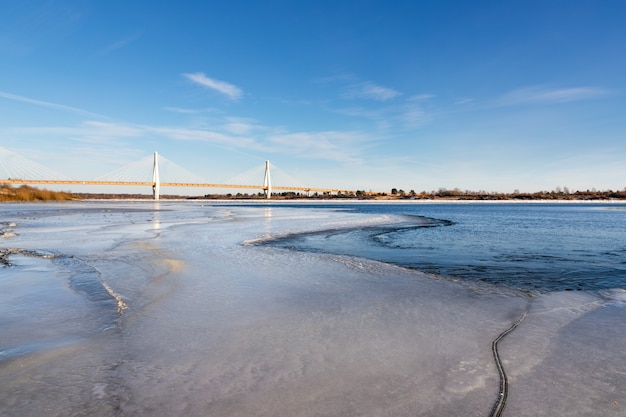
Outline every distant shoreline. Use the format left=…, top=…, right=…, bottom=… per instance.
left=78, top=197, right=626, bottom=204
left=2, top=183, right=625, bottom=202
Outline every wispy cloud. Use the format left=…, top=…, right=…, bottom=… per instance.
left=81, top=121, right=144, bottom=138
left=163, top=106, right=217, bottom=114
left=497, top=86, right=611, bottom=106
left=150, top=125, right=255, bottom=147
left=400, top=103, right=431, bottom=127
left=221, top=117, right=266, bottom=135
left=0, top=91, right=109, bottom=118
left=97, top=31, right=143, bottom=56
left=455, top=97, right=474, bottom=105
left=313, top=73, right=358, bottom=84
left=335, top=106, right=388, bottom=119
left=341, top=81, right=401, bottom=101
left=267, top=131, right=366, bottom=162
left=336, top=100, right=433, bottom=130
left=2, top=120, right=253, bottom=149
left=2, top=88, right=376, bottom=164
left=3, top=121, right=143, bottom=147
left=183, top=72, right=243, bottom=100
left=408, top=94, right=435, bottom=101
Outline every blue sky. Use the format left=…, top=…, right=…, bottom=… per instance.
left=1, top=0, right=625, bottom=194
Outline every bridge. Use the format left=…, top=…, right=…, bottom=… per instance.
left=0, top=148, right=351, bottom=200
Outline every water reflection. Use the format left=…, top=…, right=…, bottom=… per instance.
left=151, top=202, right=161, bottom=230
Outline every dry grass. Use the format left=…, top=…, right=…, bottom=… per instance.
left=0, top=184, right=78, bottom=202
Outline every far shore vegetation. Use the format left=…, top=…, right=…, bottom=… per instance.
left=2, top=183, right=626, bottom=202
left=0, top=184, right=77, bottom=202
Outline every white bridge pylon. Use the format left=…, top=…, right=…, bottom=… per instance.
left=152, top=152, right=160, bottom=200
left=263, top=160, right=271, bottom=199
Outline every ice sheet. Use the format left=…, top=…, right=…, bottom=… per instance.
left=1, top=202, right=624, bottom=417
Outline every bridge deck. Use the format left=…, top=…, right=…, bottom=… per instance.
left=0, top=179, right=345, bottom=193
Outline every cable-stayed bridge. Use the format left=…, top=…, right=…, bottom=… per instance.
left=0, top=148, right=349, bottom=200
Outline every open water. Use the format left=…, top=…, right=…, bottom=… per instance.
left=1, top=201, right=625, bottom=416
left=259, top=202, right=626, bottom=292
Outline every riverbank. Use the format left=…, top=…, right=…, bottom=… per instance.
left=0, top=184, right=76, bottom=202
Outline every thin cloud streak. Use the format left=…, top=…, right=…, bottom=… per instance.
left=97, top=31, right=143, bottom=56
left=408, top=94, right=435, bottom=101
left=0, top=91, right=110, bottom=119
left=401, top=103, right=430, bottom=127
left=221, top=117, right=266, bottom=135
left=149, top=125, right=256, bottom=147
left=183, top=72, right=243, bottom=100
left=341, top=81, right=401, bottom=101
left=4, top=119, right=371, bottom=163
left=163, top=106, right=217, bottom=114
left=497, top=86, right=612, bottom=106
left=267, top=131, right=365, bottom=162
left=335, top=101, right=433, bottom=130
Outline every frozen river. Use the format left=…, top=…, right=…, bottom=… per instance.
left=1, top=201, right=625, bottom=416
